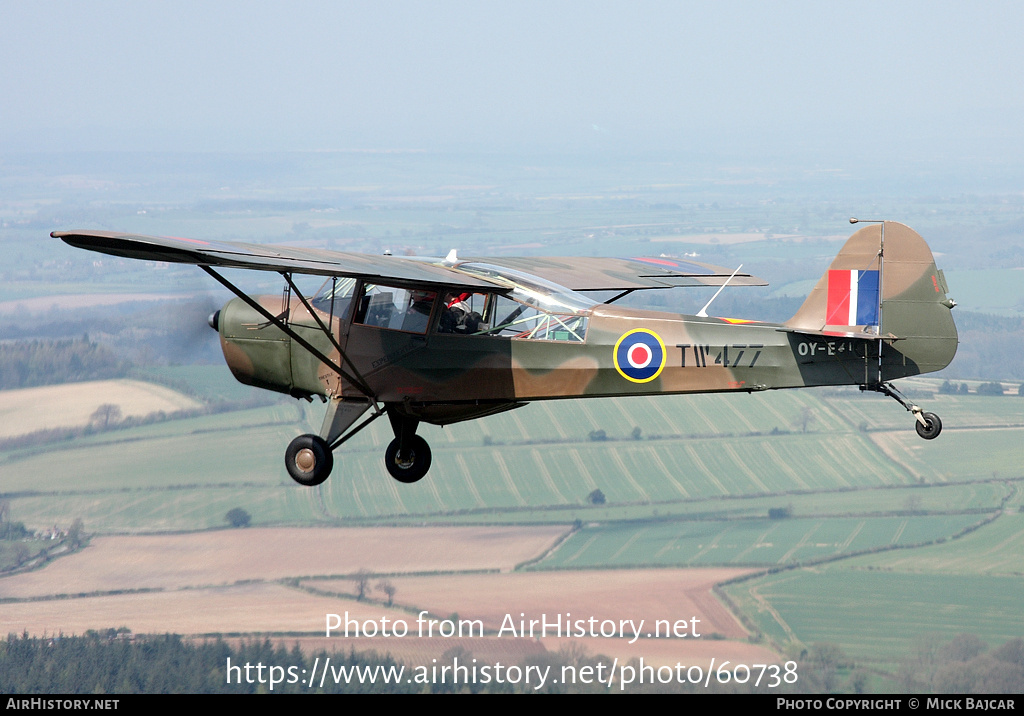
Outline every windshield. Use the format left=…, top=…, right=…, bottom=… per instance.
left=446, top=263, right=593, bottom=342
left=311, top=276, right=358, bottom=320
left=454, top=263, right=596, bottom=312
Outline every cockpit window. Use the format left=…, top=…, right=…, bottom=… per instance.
left=482, top=292, right=589, bottom=341
left=440, top=264, right=593, bottom=342
left=437, top=291, right=489, bottom=334
left=455, top=263, right=596, bottom=313
left=311, top=277, right=358, bottom=320
left=355, top=284, right=437, bottom=334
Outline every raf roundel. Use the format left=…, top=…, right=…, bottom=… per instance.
left=613, top=329, right=667, bottom=383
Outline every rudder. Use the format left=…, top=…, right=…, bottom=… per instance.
left=786, top=221, right=958, bottom=378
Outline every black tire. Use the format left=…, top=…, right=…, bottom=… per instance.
left=915, top=412, right=942, bottom=440
left=285, top=434, right=333, bottom=486
left=384, top=435, right=432, bottom=483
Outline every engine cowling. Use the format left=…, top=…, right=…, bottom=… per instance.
left=214, top=297, right=295, bottom=396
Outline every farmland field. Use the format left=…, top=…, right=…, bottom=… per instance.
left=0, top=379, right=201, bottom=439
left=308, top=568, right=750, bottom=636
left=0, top=527, right=567, bottom=598
left=536, top=514, right=989, bottom=569
left=724, top=569, right=1024, bottom=666
left=842, top=511, right=1024, bottom=576
left=3, top=377, right=1020, bottom=529
left=1, top=370, right=1022, bottom=678
left=0, top=530, right=774, bottom=667
left=0, top=582, right=370, bottom=638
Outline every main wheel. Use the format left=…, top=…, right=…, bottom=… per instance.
left=384, top=435, right=432, bottom=483
left=285, top=434, right=333, bottom=486
left=915, top=412, right=942, bottom=440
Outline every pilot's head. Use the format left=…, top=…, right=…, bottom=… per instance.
left=409, top=290, right=435, bottom=314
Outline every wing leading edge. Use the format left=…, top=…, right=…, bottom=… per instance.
left=54, top=230, right=767, bottom=292
left=52, top=230, right=501, bottom=289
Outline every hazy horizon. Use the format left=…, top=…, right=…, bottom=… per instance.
left=5, top=1, right=1024, bottom=170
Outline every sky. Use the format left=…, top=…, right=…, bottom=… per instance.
left=4, top=1, right=1024, bottom=163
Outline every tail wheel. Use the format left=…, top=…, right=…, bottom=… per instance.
left=915, top=412, right=942, bottom=440
left=285, top=434, right=333, bottom=486
left=385, top=435, right=432, bottom=483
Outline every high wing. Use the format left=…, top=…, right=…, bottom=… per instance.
left=52, top=230, right=766, bottom=292
left=462, top=255, right=766, bottom=291
left=52, top=230, right=501, bottom=289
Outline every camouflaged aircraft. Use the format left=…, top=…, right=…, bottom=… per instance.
left=54, top=219, right=957, bottom=487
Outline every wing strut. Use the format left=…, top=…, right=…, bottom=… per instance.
left=200, top=266, right=376, bottom=400
left=279, top=271, right=376, bottom=398
left=604, top=289, right=638, bottom=304
left=696, top=264, right=743, bottom=317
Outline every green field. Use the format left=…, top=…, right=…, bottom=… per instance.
left=2, top=369, right=1022, bottom=672
left=725, top=569, right=1024, bottom=666
left=3, top=375, right=1021, bottom=529
left=843, top=510, right=1024, bottom=576
left=537, top=514, right=989, bottom=570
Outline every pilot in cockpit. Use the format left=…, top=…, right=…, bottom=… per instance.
left=439, top=291, right=484, bottom=334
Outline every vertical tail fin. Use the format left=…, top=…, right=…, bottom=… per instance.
left=786, top=221, right=958, bottom=376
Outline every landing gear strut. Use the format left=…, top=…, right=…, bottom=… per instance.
left=284, top=402, right=434, bottom=486
left=863, top=382, right=942, bottom=440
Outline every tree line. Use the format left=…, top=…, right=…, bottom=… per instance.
left=0, top=337, right=127, bottom=390
left=0, top=632, right=416, bottom=694
left=3, top=629, right=1021, bottom=694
